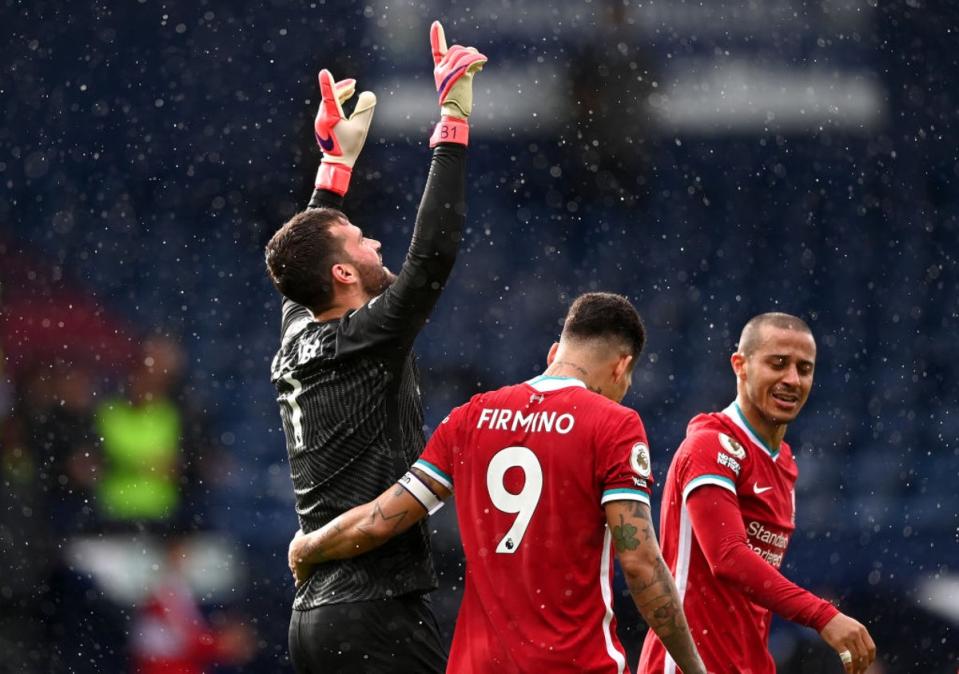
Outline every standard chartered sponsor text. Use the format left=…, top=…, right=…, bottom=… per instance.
left=746, top=520, right=790, bottom=568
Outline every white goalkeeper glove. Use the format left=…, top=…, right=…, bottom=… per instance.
left=314, top=69, right=376, bottom=195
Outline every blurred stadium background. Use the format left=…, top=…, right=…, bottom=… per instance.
left=2, top=0, right=957, bottom=672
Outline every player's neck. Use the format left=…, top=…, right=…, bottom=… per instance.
left=543, top=361, right=604, bottom=395
left=543, top=361, right=588, bottom=381
left=313, top=291, right=368, bottom=321
left=735, top=395, right=788, bottom=449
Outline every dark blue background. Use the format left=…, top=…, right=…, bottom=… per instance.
left=2, top=1, right=957, bottom=671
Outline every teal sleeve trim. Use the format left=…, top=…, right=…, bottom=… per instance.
left=413, top=459, right=453, bottom=490
left=600, top=488, right=651, bottom=505
left=682, top=473, right=737, bottom=501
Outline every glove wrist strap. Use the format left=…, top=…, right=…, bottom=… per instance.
left=429, top=116, right=469, bottom=148
left=315, top=162, right=352, bottom=196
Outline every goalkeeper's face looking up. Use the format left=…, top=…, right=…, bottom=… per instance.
left=265, top=207, right=396, bottom=319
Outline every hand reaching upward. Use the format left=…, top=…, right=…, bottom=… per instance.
left=313, top=69, right=376, bottom=195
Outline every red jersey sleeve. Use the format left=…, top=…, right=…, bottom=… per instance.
left=414, top=403, right=470, bottom=491
left=675, top=429, right=745, bottom=500
left=686, top=485, right=839, bottom=631
left=596, top=406, right=653, bottom=507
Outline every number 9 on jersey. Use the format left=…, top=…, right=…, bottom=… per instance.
left=486, top=446, right=543, bottom=554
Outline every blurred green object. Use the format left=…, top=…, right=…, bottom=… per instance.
left=95, top=398, right=180, bottom=521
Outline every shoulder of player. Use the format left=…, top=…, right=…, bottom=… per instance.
left=334, top=295, right=411, bottom=354
left=679, top=416, right=750, bottom=461
left=563, top=385, right=633, bottom=411
left=271, top=321, right=339, bottom=378
left=778, top=439, right=797, bottom=464
left=294, top=319, right=339, bottom=350
left=484, top=381, right=550, bottom=402
left=569, top=391, right=646, bottom=436
left=445, top=384, right=522, bottom=418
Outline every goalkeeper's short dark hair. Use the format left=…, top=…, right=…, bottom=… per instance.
left=562, top=292, right=646, bottom=359
left=265, top=208, right=345, bottom=314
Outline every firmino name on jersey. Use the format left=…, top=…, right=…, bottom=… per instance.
left=477, top=408, right=576, bottom=434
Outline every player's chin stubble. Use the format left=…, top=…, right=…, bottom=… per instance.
left=359, top=263, right=395, bottom=297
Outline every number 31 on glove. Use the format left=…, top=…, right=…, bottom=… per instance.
left=429, top=21, right=487, bottom=148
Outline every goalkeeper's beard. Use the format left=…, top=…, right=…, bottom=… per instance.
left=354, top=256, right=396, bottom=298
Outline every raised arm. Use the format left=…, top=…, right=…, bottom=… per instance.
left=685, top=486, right=876, bottom=674
left=278, top=70, right=376, bottom=334
left=288, top=467, right=451, bottom=586
left=336, top=22, right=487, bottom=353
left=605, top=500, right=708, bottom=674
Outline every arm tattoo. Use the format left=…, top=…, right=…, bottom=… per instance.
left=612, top=515, right=640, bottom=551
left=630, top=556, right=702, bottom=670
left=630, top=501, right=652, bottom=520
left=613, top=504, right=654, bottom=551
left=616, top=502, right=707, bottom=674
left=306, top=496, right=410, bottom=563
left=357, top=501, right=409, bottom=539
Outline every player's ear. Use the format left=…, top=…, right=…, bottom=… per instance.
left=730, top=352, right=746, bottom=380
left=613, top=354, right=633, bottom=381
left=330, top=262, right=357, bottom=286
left=546, top=342, right=559, bottom=366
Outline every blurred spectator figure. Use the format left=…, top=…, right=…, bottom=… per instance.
left=0, top=365, right=52, bottom=672
left=0, top=360, right=123, bottom=673
left=31, top=362, right=100, bottom=532
left=568, top=0, right=655, bottom=207
left=95, top=335, right=219, bottom=530
left=1, top=360, right=91, bottom=614
left=130, top=536, right=255, bottom=674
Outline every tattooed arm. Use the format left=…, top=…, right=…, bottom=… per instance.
left=288, top=468, right=451, bottom=585
left=606, top=500, right=707, bottom=674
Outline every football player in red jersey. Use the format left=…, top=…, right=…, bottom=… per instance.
left=637, top=312, right=876, bottom=674
left=288, top=293, right=707, bottom=674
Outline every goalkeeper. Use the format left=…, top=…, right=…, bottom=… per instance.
left=264, top=21, right=486, bottom=674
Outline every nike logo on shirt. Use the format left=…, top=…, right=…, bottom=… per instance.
left=753, top=482, right=773, bottom=494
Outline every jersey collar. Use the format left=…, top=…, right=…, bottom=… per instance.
left=526, top=374, right=587, bottom=392
left=721, top=402, right=781, bottom=461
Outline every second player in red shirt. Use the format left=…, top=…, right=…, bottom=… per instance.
left=638, top=313, right=876, bottom=674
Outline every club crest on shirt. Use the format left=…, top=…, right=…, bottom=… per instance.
left=718, top=433, right=746, bottom=459
left=630, top=442, right=651, bottom=478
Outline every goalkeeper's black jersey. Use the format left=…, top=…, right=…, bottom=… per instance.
left=270, top=145, right=466, bottom=609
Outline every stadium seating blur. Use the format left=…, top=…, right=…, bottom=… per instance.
left=2, top=1, right=956, bottom=672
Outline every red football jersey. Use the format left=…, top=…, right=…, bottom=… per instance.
left=416, top=375, right=654, bottom=674
left=637, top=402, right=798, bottom=674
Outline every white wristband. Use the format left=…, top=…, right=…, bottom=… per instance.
left=398, top=471, right=445, bottom=515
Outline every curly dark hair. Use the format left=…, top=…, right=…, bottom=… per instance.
left=264, top=208, right=346, bottom=314
left=562, top=292, right=646, bottom=359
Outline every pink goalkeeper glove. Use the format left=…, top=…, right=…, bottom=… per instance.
left=429, top=21, right=487, bottom=148
left=314, top=69, right=376, bottom=195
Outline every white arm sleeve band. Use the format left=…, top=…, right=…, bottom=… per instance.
left=398, top=471, right=445, bottom=515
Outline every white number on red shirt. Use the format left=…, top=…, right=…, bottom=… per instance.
left=486, top=446, right=543, bottom=554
